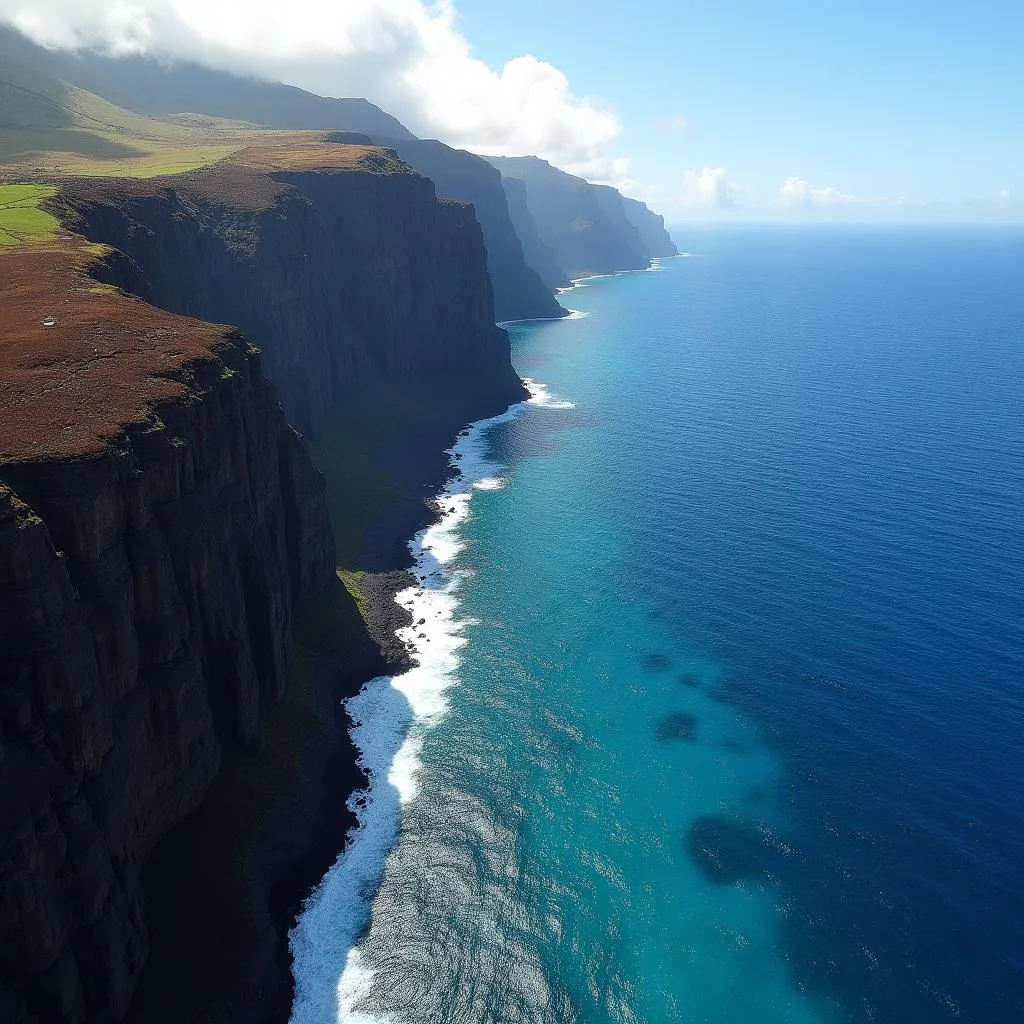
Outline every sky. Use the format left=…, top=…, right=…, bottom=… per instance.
left=2, top=0, right=1022, bottom=222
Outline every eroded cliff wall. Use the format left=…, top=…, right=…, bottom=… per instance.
left=0, top=246, right=335, bottom=1023
left=621, top=196, right=678, bottom=258
left=501, top=176, right=571, bottom=292
left=58, top=145, right=526, bottom=437
left=485, top=155, right=652, bottom=280
left=0, top=143, right=528, bottom=1024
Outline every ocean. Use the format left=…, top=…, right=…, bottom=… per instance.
left=290, top=225, right=1024, bottom=1023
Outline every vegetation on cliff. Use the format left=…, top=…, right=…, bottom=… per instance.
left=0, top=185, right=58, bottom=246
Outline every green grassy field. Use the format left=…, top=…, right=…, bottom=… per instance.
left=0, top=183, right=58, bottom=245
left=0, top=79, right=268, bottom=180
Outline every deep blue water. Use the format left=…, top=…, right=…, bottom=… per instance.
left=293, top=226, right=1024, bottom=1023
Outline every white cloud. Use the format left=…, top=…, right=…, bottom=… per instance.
left=996, top=187, right=1012, bottom=206
left=681, top=166, right=738, bottom=208
left=0, top=0, right=624, bottom=171
left=780, top=175, right=905, bottom=209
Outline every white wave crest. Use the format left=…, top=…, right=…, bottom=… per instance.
left=522, top=377, right=576, bottom=410
left=473, top=476, right=507, bottom=491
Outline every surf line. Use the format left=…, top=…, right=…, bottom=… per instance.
left=288, top=378, right=574, bottom=1024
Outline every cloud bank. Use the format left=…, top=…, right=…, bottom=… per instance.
left=0, top=0, right=625, bottom=177
left=779, top=176, right=905, bottom=209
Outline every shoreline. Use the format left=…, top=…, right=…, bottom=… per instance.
left=289, top=390, right=539, bottom=1022
left=124, top=377, right=529, bottom=1024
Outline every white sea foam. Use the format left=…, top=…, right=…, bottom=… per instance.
left=571, top=271, right=617, bottom=285
left=473, top=476, right=507, bottom=491
left=289, top=379, right=570, bottom=1024
left=522, top=376, right=576, bottom=410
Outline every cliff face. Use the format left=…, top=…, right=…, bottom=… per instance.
left=591, top=184, right=652, bottom=271
left=0, top=141, right=528, bottom=1024
left=621, top=196, right=678, bottom=258
left=0, top=30, right=557, bottom=325
left=58, top=144, right=525, bottom=438
left=501, top=176, right=571, bottom=291
left=357, top=136, right=566, bottom=322
left=0, top=244, right=335, bottom=1023
left=485, top=155, right=653, bottom=280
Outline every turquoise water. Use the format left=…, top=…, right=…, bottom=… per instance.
left=292, top=227, right=1024, bottom=1023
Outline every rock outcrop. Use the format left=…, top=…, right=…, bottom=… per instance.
left=0, top=240, right=336, bottom=1024
left=57, top=142, right=526, bottom=438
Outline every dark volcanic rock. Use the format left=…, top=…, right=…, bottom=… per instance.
left=501, top=176, right=571, bottom=291
left=0, top=242, right=335, bottom=1023
left=1, top=141, right=531, bottom=1024
left=59, top=143, right=526, bottom=438
left=338, top=134, right=567, bottom=322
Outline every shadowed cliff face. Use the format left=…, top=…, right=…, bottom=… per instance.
left=485, top=155, right=653, bottom=280
left=58, top=148, right=526, bottom=437
left=0, top=144, right=528, bottom=1024
left=356, top=136, right=567, bottom=322
left=621, top=196, right=678, bottom=258
left=501, top=176, right=571, bottom=292
left=0, top=245, right=335, bottom=1024
left=591, top=184, right=651, bottom=269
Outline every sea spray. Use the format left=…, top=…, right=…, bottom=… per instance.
left=288, top=380, right=573, bottom=1024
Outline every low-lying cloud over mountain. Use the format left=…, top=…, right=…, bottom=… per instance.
left=0, top=0, right=625, bottom=177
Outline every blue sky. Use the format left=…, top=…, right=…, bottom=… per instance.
left=455, top=0, right=1023, bottom=221
left=4, top=0, right=1021, bottom=221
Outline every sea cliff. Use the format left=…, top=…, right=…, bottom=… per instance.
left=0, top=142, right=526, bottom=1023
left=56, top=143, right=525, bottom=438
left=485, top=155, right=654, bottom=280
left=0, top=242, right=335, bottom=1023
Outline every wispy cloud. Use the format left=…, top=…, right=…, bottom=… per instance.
left=682, top=166, right=738, bottom=208
left=779, top=176, right=905, bottom=209
left=653, top=114, right=695, bottom=136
